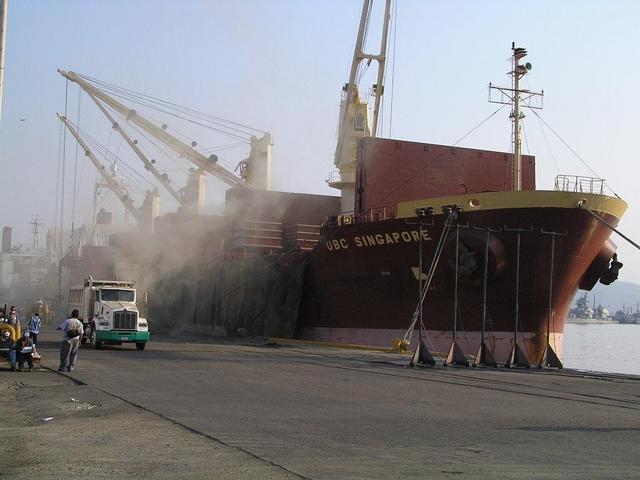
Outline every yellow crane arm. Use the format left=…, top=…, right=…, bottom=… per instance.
left=84, top=90, right=183, bottom=204
left=58, top=69, right=246, bottom=188
left=57, top=114, right=143, bottom=222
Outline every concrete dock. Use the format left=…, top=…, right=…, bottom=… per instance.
left=2, top=331, right=639, bottom=479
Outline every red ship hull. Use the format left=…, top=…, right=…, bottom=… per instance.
left=297, top=191, right=626, bottom=362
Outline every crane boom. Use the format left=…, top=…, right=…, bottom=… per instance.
left=58, top=69, right=245, bottom=188
left=57, top=113, right=143, bottom=222
left=371, top=0, right=391, bottom=136
left=84, top=90, right=182, bottom=204
left=331, top=0, right=392, bottom=213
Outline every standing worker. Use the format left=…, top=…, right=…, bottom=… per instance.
left=35, top=297, right=44, bottom=315
left=0, top=331, right=16, bottom=371
left=7, top=306, right=19, bottom=327
left=27, top=312, right=41, bottom=346
left=57, top=309, right=83, bottom=372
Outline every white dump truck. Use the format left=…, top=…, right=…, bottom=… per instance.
left=68, top=277, right=150, bottom=350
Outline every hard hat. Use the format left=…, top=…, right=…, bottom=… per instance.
left=2, top=331, right=9, bottom=338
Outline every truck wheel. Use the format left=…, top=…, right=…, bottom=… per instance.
left=90, top=327, right=102, bottom=349
left=135, top=343, right=146, bottom=351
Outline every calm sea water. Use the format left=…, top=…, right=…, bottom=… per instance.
left=564, top=323, right=640, bottom=376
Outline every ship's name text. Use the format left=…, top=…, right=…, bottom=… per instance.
left=325, top=229, right=431, bottom=251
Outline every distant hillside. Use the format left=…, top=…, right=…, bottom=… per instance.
left=572, top=281, right=640, bottom=312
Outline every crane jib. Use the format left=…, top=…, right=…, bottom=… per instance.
left=57, top=69, right=246, bottom=189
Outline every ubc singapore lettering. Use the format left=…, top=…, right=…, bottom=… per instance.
left=325, top=229, right=431, bottom=251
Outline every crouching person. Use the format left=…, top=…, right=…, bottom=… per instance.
left=16, top=331, right=34, bottom=372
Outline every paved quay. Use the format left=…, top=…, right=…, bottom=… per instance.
left=7, top=330, right=640, bottom=479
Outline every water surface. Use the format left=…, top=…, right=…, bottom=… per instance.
left=564, top=323, right=640, bottom=376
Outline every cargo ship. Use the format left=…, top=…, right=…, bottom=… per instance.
left=53, top=1, right=626, bottom=367
left=297, top=172, right=626, bottom=362
left=293, top=2, right=627, bottom=365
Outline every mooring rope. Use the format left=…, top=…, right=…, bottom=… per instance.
left=402, top=211, right=457, bottom=344
left=577, top=201, right=640, bottom=251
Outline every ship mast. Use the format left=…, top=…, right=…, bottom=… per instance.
left=0, top=0, right=8, bottom=130
left=511, top=44, right=526, bottom=191
left=489, top=43, right=543, bottom=191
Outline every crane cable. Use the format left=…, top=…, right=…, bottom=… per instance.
left=355, top=0, right=374, bottom=85
left=71, top=87, right=81, bottom=241
left=79, top=72, right=265, bottom=133
left=69, top=119, right=156, bottom=191
left=388, top=0, right=398, bottom=137
left=200, top=141, right=247, bottom=153
left=53, top=119, right=63, bottom=258
left=374, top=105, right=507, bottom=208
left=106, top=105, right=192, bottom=175
left=75, top=72, right=261, bottom=139
left=102, top=89, right=253, bottom=142
left=101, top=102, right=205, bottom=194
left=536, top=114, right=561, bottom=175
left=82, top=82, right=252, bottom=141
left=577, top=200, right=640, bottom=251
left=59, top=79, right=69, bottom=260
left=82, top=134, right=156, bottom=191
left=531, top=110, right=621, bottom=199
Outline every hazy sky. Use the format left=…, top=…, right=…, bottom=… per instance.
left=1, top=0, right=640, bottom=282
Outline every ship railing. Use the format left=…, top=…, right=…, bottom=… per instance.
left=326, top=170, right=341, bottom=185
left=359, top=206, right=396, bottom=223
left=323, top=206, right=396, bottom=227
left=554, top=175, right=605, bottom=195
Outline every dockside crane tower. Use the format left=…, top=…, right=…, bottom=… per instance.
left=329, top=0, right=392, bottom=213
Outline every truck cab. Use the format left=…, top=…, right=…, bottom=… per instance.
left=68, top=278, right=150, bottom=350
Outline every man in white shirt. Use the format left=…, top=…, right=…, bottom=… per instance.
left=57, top=309, right=83, bottom=372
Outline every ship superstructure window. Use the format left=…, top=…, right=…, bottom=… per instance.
left=353, top=116, right=365, bottom=132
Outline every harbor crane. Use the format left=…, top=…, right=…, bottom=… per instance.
left=58, top=69, right=272, bottom=214
left=58, top=114, right=159, bottom=231
left=85, top=91, right=182, bottom=205
left=329, top=0, right=392, bottom=213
